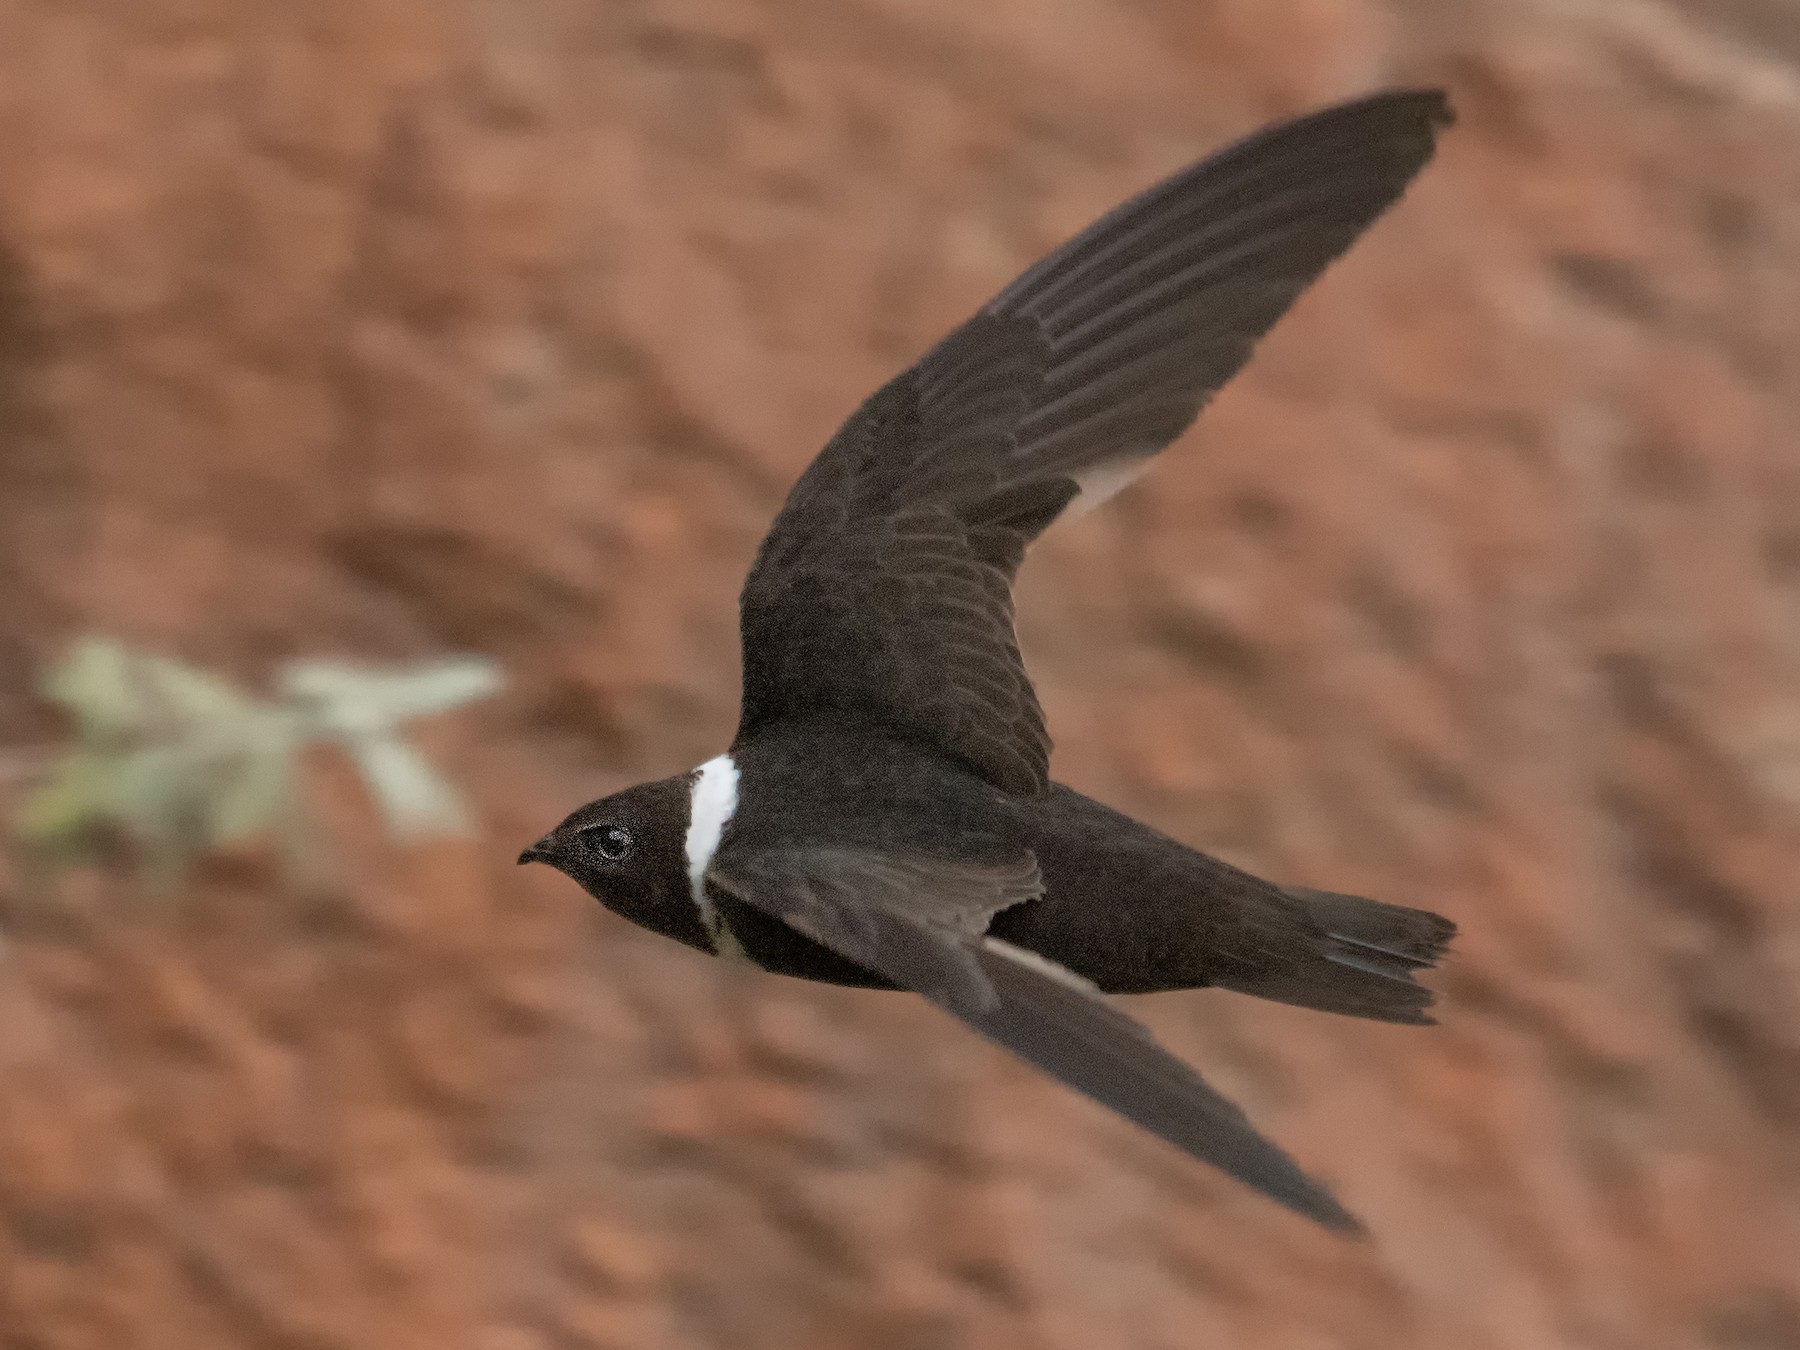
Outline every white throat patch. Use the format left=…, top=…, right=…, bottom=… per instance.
left=684, top=754, right=747, bottom=960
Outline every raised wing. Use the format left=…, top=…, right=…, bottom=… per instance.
left=709, top=846, right=1361, bottom=1232
left=737, top=90, right=1452, bottom=794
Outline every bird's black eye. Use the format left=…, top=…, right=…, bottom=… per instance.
left=580, top=823, right=635, bottom=862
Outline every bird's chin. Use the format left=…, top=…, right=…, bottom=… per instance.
left=563, top=876, right=620, bottom=911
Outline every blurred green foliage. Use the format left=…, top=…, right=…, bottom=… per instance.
left=12, top=637, right=502, bottom=892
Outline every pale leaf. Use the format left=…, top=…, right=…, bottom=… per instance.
left=281, top=657, right=501, bottom=738
left=141, top=653, right=261, bottom=730
left=40, top=637, right=147, bottom=741
left=340, top=732, right=473, bottom=837
left=203, top=712, right=301, bottom=845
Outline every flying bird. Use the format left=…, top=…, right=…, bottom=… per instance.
left=521, top=89, right=1457, bottom=1233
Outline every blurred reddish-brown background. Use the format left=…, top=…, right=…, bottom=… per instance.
left=4, top=1, right=1800, bottom=1347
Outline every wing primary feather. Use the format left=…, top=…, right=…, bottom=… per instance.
left=967, top=940, right=1365, bottom=1232
left=709, top=848, right=1362, bottom=1231
left=1037, top=175, right=1400, bottom=343
left=993, top=89, right=1451, bottom=319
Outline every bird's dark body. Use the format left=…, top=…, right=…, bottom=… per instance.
left=599, top=722, right=1452, bottom=1023
left=704, top=724, right=1025, bottom=987
left=522, top=89, right=1459, bottom=1232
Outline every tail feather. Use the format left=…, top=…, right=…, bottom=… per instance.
left=1294, top=886, right=1456, bottom=970
left=1216, top=887, right=1456, bottom=1026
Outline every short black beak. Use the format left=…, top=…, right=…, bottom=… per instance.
left=518, top=838, right=553, bottom=865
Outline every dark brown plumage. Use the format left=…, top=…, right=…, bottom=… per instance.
left=738, top=89, right=1454, bottom=795
left=522, top=89, right=1458, bottom=1235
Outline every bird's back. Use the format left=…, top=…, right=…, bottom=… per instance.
left=992, top=785, right=1453, bottom=1022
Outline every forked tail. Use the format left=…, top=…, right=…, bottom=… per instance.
left=1219, top=887, right=1456, bottom=1025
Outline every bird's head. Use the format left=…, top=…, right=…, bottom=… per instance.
left=518, top=773, right=711, bottom=951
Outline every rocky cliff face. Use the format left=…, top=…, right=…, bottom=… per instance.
left=3, top=1, right=1800, bottom=1347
